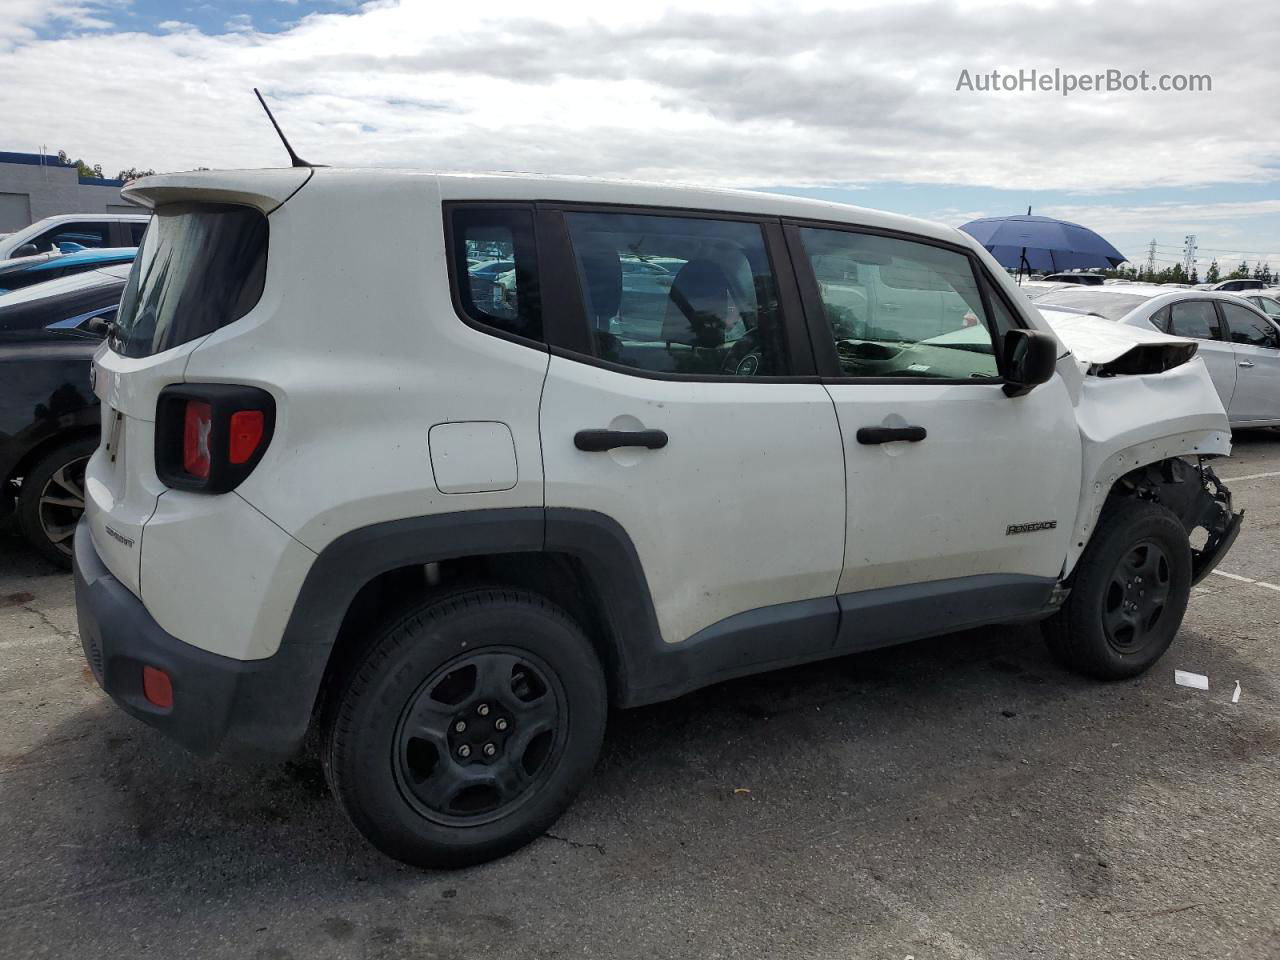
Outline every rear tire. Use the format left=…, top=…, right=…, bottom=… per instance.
left=322, top=587, right=607, bottom=868
left=16, top=436, right=96, bottom=569
left=1043, top=499, right=1192, bottom=680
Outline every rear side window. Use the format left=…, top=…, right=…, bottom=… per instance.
left=448, top=206, right=541, bottom=342
left=1168, top=301, right=1222, bottom=341
left=31, top=221, right=110, bottom=253
left=113, top=203, right=267, bottom=359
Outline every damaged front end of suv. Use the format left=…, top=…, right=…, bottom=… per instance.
left=1042, top=310, right=1244, bottom=586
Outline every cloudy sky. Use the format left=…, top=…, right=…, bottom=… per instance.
left=4, top=0, right=1278, bottom=271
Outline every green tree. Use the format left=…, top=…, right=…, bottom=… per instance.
left=1261, top=263, right=1273, bottom=285
left=1205, top=260, right=1220, bottom=283
left=1189, top=266, right=1199, bottom=284
left=1227, top=261, right=1251, bottom=280
left=57, top=149, right=103, bottom=179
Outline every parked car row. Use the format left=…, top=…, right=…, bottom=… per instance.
left=1027, top=284, right=1280, bottom=427
left=0, top=226, right=140, bottom=563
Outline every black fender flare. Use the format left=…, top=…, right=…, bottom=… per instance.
left=273, top=507, right=668, bottom=755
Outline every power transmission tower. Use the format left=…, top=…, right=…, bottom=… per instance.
left=1145, top=239, right=1157, bottom=276
left=1183, top=235, right=1198, bottom=275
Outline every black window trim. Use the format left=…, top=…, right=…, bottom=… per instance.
left=535, top=200, right=821, bottom=384
left=442, top=200, right=549, bottom=354
left=783, top=218, right=1021, bottom=385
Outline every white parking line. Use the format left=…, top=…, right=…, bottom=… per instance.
left=1212, top=570, right=1255, bottom=583
left=1210, top=569, right=1280, bottom=593
left=1221, top=470, right=1280, bottom=482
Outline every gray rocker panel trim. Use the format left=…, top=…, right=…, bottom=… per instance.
left=280, top=508, right=1060, bottom=748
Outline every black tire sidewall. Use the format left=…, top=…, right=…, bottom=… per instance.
left=325, top=590, right=607, bottom=868
left=16, top=435, right=97, bottom=569
left=1067, top=501, right=1192, bottom=678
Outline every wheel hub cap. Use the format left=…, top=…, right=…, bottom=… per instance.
left=1102, top=540, right=1172, bottom=652
left=393, top=649, right=564, bottom=825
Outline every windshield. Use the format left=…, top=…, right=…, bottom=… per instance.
left=1034, top=289, right=1150, bottom=321
left=114, top=202, right=267, bottom=358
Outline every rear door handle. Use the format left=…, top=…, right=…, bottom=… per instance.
left=575, top=429, right=669, bottom=452
left=856, top=425, right=927, bottom=444
left=1238, top=361, right=1255, bottom=368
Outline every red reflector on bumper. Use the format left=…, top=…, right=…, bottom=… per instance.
left=142, top=665, right=174, bottom=709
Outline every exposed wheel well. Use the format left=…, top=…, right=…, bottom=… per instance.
left=315, top=551, right=623, bottom=722
left=1099, top=456, right=1238, bottom=585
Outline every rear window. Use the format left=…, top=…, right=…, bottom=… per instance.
left=113, top=202, right=267, bottom=358
left=1034, top=290, right=1149, bottom=321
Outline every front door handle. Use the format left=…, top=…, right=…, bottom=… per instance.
left=575, top=429, right=669, bottom=452
left=1238, top=361, right=1255, bottom=368
left=856, top=425, right=927, bottom=444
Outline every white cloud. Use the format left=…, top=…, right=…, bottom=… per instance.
left=0, top=0, right=116, bottom=46
left=0, top=0, right=1277, bottom=203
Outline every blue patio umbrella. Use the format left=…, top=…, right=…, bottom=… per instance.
left=959, top=214, right=1127, bottom=274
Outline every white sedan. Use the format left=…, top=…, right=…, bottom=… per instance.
left=1029, top=284, right=1280, bottom=428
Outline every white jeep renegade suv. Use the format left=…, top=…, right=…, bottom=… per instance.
left=75, top=168, right=1242, bottom=867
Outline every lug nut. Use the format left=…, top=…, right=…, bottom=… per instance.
left=483, top=743, right=497, bottom=757
left=477, top=703, right=491, bottom=717
left=454, top=720, right=467, bottom=733
left=495, top=718, right=509, bottom=731
left=458, top=744, right=471, bottom=759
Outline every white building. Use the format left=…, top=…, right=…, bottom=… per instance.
left=0, top=151, right=137, bottom=233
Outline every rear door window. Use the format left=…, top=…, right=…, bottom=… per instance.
left=113, top=202, right=267, bottom=359
left=562, top=211, right=790, bottom=377
left=1168, top=301, right=1223, bottom=341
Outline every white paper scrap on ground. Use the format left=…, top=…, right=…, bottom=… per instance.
left=1174, top=670, right=1209, bottom=690
left=1232, top=680, right=1241, bottom=704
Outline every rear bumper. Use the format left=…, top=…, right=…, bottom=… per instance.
left=73, top=521, right=320, bottom=759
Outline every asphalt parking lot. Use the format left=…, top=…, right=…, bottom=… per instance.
left=2, top=437, right=1278, bottom=960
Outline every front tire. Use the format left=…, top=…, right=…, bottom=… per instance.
left=16, top=436, right=95, bottom=569
left=322, top=587, right=607, bottom=868
left=1043, top=499, right=1192, bottom=680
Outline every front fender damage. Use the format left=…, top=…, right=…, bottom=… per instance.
left=1113, top=459, right=1243, bottom=585
left=1060, top=349, right=1238, bottom=578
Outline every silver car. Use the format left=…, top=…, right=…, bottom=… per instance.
left=1030, top=284, right=1280, bottom=428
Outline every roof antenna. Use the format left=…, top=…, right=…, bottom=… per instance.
left=254, top=87, right=317, bottom=168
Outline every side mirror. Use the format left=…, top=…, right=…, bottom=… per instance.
left=1003, top=328, right=1059, bottom=397
left=11, top=243, right=38, bottom=258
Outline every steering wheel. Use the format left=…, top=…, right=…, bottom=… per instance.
left=722, top=329, right=764, bottom=376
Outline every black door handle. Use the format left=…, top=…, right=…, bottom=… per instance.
left=855, top=425, right=927, bottom=445
left=575, top=429, right=669, bottom=452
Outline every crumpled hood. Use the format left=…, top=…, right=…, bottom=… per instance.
left=1039, top=309, right=1198, bottom=375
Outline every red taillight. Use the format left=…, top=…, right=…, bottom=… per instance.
left=142, top=665, right=173, bottom=709
left=182, top=400, right=212, bottom=478
left=228, top=410, right=265, bottom=464
left=157, top=385, right=274, bottom=493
